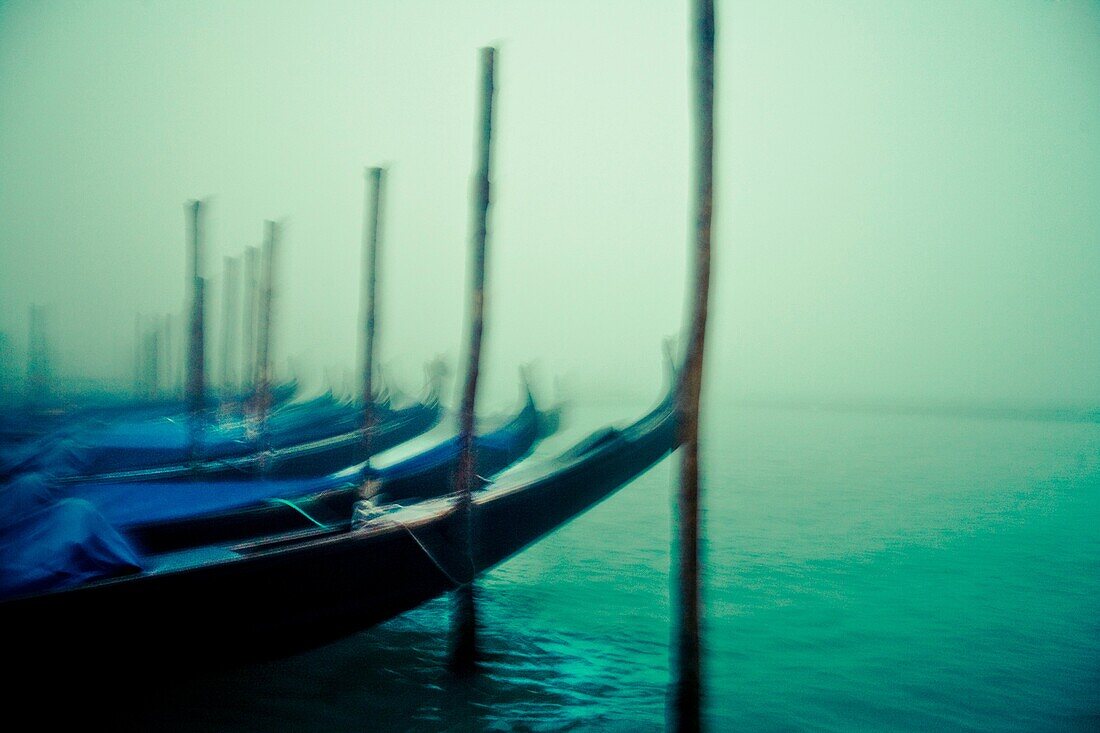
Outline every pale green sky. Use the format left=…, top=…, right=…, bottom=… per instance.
left=1, top=0, right=1098, bottom=407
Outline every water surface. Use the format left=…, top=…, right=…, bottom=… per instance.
left=122, top=399, right=1100, bottom=731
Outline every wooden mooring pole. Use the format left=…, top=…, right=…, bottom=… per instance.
left=185, top=200, right=206, bottom=464
left=672, top=0, right=715, bottom=731
left=253, top=221, right=277, bottom=457
left=242, top=245, right=259, bottom=400
left=450, top=45, right=496, bottom=676
left=221, top=256, right=240, bottom=397
left=361, top=167, right=384, bottom=471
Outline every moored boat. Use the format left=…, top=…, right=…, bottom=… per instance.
left=87, top=388, right=556, bottom=553
left=1, top=369, right=677, bottom=685
left=46, top=389, right=442, bottom=483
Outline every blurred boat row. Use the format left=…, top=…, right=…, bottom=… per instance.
left=0, top=193, right=680, bottom=683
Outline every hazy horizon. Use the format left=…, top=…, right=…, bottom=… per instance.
left=2, top=1, right=1098, bottom=410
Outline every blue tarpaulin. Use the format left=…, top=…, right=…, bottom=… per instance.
left=1, top=474, right=143, bottom=600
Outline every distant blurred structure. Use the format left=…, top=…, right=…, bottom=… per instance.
left=25, top=304, right=53, bottom=407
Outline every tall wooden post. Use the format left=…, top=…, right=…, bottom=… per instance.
left=185, top=200, right=206, bottom=463
left=673, top=1, right=715, bottom=731
left=254, top=222, right=277, bottom=454
left=450, top=45, right=496, bottom=676
left=360, top=167, right=385, bottom=469
left=221, top=256, right=240, bottom=397
left=242, top=245, right=259, bottom=399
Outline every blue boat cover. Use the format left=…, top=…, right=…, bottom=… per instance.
left=0, top=433, right=93, bottom=480
left=29, top=394, right=374, bottom=477
left=1, top=473, right=143, bottom=599
left=0, top=400, right=530, bottom=600
left=56, top=402, right=533, bottom=528
left=68, top=470, right=360, bottom=527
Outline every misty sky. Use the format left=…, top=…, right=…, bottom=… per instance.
left=1, top=0, right=1098, bottom=408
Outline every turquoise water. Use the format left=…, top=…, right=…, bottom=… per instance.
left=127, top=400, right=1100, bottom=731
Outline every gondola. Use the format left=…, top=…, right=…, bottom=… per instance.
left=71, top=388, right=556, bottom=553
left=0, top=380, right=300, bottom=476
left=44, top=388, right=442, bottom=483
left=1, top=370, right=678, bottom=684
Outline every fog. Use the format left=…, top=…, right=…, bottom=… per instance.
left=1, top=0, right=1098, bottom=410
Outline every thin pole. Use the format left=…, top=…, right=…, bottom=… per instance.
left=673, top=0, right=715, bottom=731
left=450, top=45, right=496, bottom=676
left=221, top=256, right=240, bottom=397
left=242, top=245, right=259, bottom=398
left=360, top=167, right=385, bottom=467
left=254, top=221, right=277, bottom=456
left=185, top=200, right=206, bottom=464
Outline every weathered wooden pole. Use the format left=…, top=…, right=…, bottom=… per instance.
left=672, top=0, right=715, bottom=731
left=185, top=200, right=206, bottom=463
left=450, top=45, right=496, bottom=676
left=242, top=245, right=259, bottom=399
left=253, top=222, right=277, bottom=453
left=360, top=167, right=385, bottom=471
left=220, top=256, right=240, bottom=397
